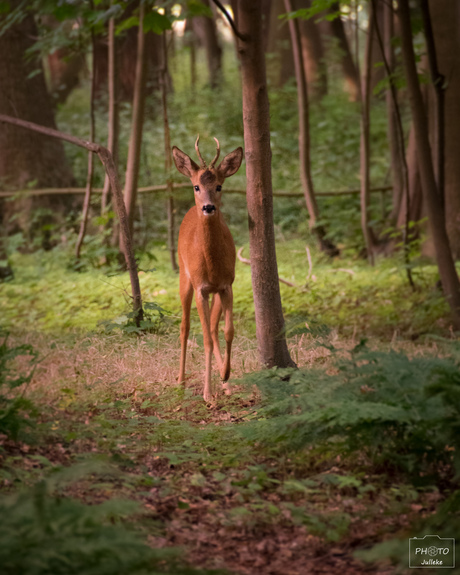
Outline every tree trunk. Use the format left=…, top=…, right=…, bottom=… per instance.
left=123, top=5, right=147, bottom=242
left=193, top=0, right=222, bottom=88
left=426, top=0, right=460, bottom=258
left=0, top=9, right=72, bottom=189
left=327, top=2, right=360, bottom=101
left=236, top=0, right=296, bottom=369
left=296, top=0, right=328, bottom=100
left=398, top=0, right=460, bottom=326
left=160, top=33, right=178, bottom=272
left=284, top=0, right=338, bottom=256
left=266, top=0, right=295, bottom=86
left=369, top=0, right=385, bottom=95
left=384, top=0, right=404, bottom=224
left=75, top=29, right=96, bottom=263
left=101, top=11, right=119, bottom=226
left=360, top=2, right=377, bottom=263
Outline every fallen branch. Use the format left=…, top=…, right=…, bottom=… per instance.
left=0, top=113, right=143, bottom=324
left=237, top=246, right=298, bottom=288
left=0, top=185, right=393, bottom=199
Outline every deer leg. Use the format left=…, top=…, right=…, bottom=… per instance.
left=178, top=273, right=193, bottom=384
left=219, top=286, right=234, bottom=393
left=195, top=290, right=213, bottom=402
left=210, top=293, right=223, bottom=372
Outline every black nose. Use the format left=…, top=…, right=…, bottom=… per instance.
left=202, top=204, right=216, bottom=214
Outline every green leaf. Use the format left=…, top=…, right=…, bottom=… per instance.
left=143, top=10, right=172, bottom=35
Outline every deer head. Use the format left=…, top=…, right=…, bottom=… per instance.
left=172, top=136, right=243, bottom=218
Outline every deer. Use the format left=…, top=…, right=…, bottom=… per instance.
left=172, top=136, right=243, bottom=402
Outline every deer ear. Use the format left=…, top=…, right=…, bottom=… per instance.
left=217, top=147, right=243, bottom=179
left=172, top=146, right=199, bottom=178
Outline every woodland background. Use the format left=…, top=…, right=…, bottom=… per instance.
left=0, top=1, right=460, bottom=574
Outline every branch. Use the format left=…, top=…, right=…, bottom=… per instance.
left=210, top=0, right=248, bottom=41
left=237, top=247, right=298, bottom=288
left=0, top=113, right=143, bottom=322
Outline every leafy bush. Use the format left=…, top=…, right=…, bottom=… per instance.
left=240, top=345, right=460, bottom=485
left=0, top=479, right=225, bottom=575
left=0, top=333, right=37, bottom=440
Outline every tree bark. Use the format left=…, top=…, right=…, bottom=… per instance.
left=123, top=4, right=147, bottom=241
left=284, top=0, right=337, bottom=255
left=236, top=0, right=296, bottom=368
left=398, top=0, right=460, bottom=326
left=0, top=114, right=143, bottom=324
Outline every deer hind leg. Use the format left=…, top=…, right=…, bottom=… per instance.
left=178, top=272, right=193, bottom=385
left=219, top=286, right=234, bottom=393
left=210, top=293, right=223, bottom=372
left=195, top=290, right=213, bottom=402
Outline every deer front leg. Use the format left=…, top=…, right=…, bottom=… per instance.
left=178, top=273, right=193, bottom=384
left=210, top=293, right=224, bottom=372
left=195, top=289, right=213, bottom=402
left=219, top=286, right=234, bottom=394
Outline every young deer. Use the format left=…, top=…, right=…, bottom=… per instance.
left=172, top=137, right=243, bottom=402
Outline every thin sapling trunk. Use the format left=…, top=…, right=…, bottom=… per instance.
left=75, top=25, right=96, bottom=263
left=284, top=0, right=338, bottom=257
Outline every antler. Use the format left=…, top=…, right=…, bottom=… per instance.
left=209, top=137, right=220, bottom=169
left=195, top=134, right=207, bottom=169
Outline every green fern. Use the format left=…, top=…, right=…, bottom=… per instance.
left=240, top=348, right=460, bottom=484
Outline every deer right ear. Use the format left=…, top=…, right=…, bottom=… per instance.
left=172, top=146, right=199, bottom=178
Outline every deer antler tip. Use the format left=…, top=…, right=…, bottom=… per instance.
left=195, top=134, right=207, bottom=168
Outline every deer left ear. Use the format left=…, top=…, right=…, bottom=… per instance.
left=217, top=147, right=243, bottom=179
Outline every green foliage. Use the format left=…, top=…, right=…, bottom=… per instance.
left=0, top=333, right=38, bottom=440
left=0, top=479, right=223, bottom=575
left=99, top=301, right=171, bottom=335
left=240, top=346, right=460, bottom=484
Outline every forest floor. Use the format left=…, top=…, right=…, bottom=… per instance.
left=1, top=247, right=459, bottom=574
left=1, top=329, right=450, bottom=575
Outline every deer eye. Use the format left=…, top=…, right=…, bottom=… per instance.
left=194, top=185, right=200, bottom=192
left=216, top=185, right=222, bottom=192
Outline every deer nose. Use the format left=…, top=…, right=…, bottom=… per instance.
left=202, top=204, right=216, bottom=214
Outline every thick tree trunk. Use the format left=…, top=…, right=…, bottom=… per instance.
left=398, top=0, right=460, bottom=326
left=48, top=48, right=85, bottom=105
left=426, top=0, right=460, bottom=258
left=0, top=9, right=72, bottom=189
left=327, top=2, right=360, bottom=101
left=284, top=0, right=338, bottom=255
left=236, top=0, right=296, bottom=369
left=193, top=0, right=222, bottom=88
left=123, top=5, right=147, bottom=241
